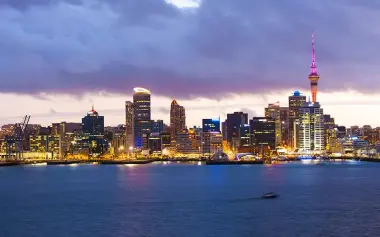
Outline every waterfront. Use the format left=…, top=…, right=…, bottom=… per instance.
left=1, top=162, right=380, bottom=236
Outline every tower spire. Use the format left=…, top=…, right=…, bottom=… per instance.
left=308, top=31, right=320, bottom=103
left=310, top=32, right=317, bottom=75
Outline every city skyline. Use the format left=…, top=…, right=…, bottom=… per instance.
left=1, top=90, right=380, bottom=128
left=1, top=0, right=380, bottom=127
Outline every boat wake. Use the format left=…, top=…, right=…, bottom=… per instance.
left=126, top=193, right=279, bottom=205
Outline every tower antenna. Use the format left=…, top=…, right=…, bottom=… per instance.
left=311, top=32, right=317, bottom=75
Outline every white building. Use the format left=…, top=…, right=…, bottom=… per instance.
left=299, top=101, right=325, bottom=154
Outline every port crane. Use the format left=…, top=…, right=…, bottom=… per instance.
left=4, top=115, right=30, bottom=160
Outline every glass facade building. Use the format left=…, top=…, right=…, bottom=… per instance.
left=133, top=88, right=151, bottom=149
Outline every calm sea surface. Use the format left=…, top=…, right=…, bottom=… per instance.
left=1, top=161, right=380, bottom=237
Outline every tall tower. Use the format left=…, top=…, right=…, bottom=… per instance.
left=133, top=87, right=151, bottom=149
left=299, top=101, right=324, bottom=154
left=288, top=91, right=307, bottom=150
left=309, top=32, right=320, bottom=103
left=170, top=100, right=186, bottom=144
left=125, top=101, right=134, bottom=149
left=264, top=102, right=282, bottom=146
left=82, top=106, right=104, bottom=136
left=226, top=112, right=248, bottom=149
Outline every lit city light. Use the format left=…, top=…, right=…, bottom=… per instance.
left=0, top=34, right=379, bottom=166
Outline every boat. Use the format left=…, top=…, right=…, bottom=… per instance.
left=296, top=155, right=313, bottom=161
left=32, top=162, right=47, bottom=166
left=261, top=192, right=278, bottom=199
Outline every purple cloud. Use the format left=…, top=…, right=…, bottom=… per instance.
left=1, top=0, right=380, bottom=99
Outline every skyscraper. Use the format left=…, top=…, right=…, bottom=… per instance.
left=250, top=117, right=276, bottom=154
left=133, top=87, right=151, bottom=149
left=201, top=131, right=223, bottom=156
left=226, top=112, right=248, bottom=147
left=151, top=120, right=164, bottom=133
left=299, top=101, right=324, bottom=154
left=161, top=132, right=171, bottom=149
left=202, top=118, right=220, bottom=132
left=189, top=126, right=202, bottom=153
left=176, top=129, right=198, bottom=154
left=81, top=106, right=107, bottom=155
left=288, top=91, right=307, bottom=150
left=170, top=100, right=186, bottom=143
left=280, top=107, right=289, bottom=145
left=265, top=102, right=281, bottom=146
left=148, top=132, right=162, bottom=154
left=309, top=32, right=320, bottom=103
left=323, top=114, right=335, bottom=150
left=125, top=101, right=134, bottom=149
left=239, top=124, right=251, bottom=147
left=82, top=106, right=104, bottom=135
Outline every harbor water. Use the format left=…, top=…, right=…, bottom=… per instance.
left=1, top=161, right=380, bottom=237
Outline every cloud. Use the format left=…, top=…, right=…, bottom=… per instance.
left=240, top=108, right=258, bottom=119
left=49, top=108, right=57, bottom=114
left=157, top=107, right=170, bottom=114
left=0, top=0, right=380, bottom=99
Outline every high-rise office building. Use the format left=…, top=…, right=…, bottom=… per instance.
left=176, top=129, right=197, bottom=154
left=81, top=106, right=107, bottom=155
left=189, top=127, right=202, bottom=153
left=133, top=87, right=151, bottom=149
left=299, top=101, right=324, bottom=154
left=289, top=91, right=307, bottom=150
left=265, top=102, right=282, bottom=146
left=226, top=112, right=248, bottom=147
left=201, top=131, right=223, bottom=156
left=125, top=101, right=134, bottom=149
left=170, top=100, right=186, bottom=143
left=280, top=107, right=289, bottom=146
left=323, top=114, right=335, bottom=150
left=309, top=33, right=320, bottom=103
left=151, top=120, right=164, bottom=133
left=105, top=125, right=126, bottom=153
left=202, top=118, right=220, bottom=132
left=148, top=132, right=162, bottom=154
left=82, top=106, right=104, bottom=135
left=160, top=132, right=171, bottom=149
left=239, top=124, right=251, bottom=147
left=250, top=117, right=276, bottom=153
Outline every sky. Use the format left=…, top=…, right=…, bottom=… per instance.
left=1, top=0, right=380, bottom=128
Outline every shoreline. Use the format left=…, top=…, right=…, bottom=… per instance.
left=0, top=157, right=379, bottom=167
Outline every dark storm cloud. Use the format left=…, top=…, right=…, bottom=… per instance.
left=0, top=0, right=380, bottom=98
